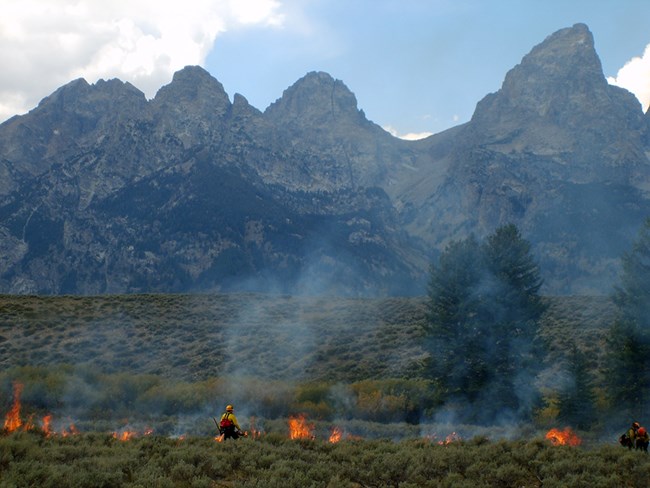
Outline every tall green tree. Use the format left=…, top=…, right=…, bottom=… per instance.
left=425, top=224, right=546, bottom=422
left=604, top=218, right=650, bottom=417
left=425, top=235, right=486, bottom=401
left=557, top=344, right=597, bottom=429
left=480, top=224, right=546, bottom=412
left=614, top=217, right=650, bottom=327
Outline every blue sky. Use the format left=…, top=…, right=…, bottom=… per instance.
left=206, top=0, right=650, bottom=138
left=1, top=1, right=649, bottom=139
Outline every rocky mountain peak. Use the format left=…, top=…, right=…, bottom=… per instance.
left=1, top=24, right=650, bottom=296
left=468, top=23, right=647, bottom=169
left=472, top=24, right=607, bottom=122
left=148, top=66, right=233, bottom=147
left=497, top=23, right=607, bottom=112
left=152, top=65, right=231, bottom=117
left=0, top=77, right=147, bottom=176
left=264, top=71, right=363, bottom=125
left=37, top=77, right=146, bottom=116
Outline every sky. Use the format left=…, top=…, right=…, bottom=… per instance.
left=1, top=0, right=649, bottom=140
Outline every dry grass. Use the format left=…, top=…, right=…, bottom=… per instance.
left=0, top=293, right=615, bottom=383
left=0, top=294, right=429, bottom=382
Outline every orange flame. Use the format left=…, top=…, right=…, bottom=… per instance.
left=438, top=432, right=461, bottom=445
left=248, top=416, right=262, bottom=439
left=112, top=430, right=137, bottom=441
left=424, top=432, right=461, bottom=445
left=329, top=426, right=343, bottom=443
left=41, top=415, right=53, bottom=437
left=288, top=414, right=314, bottom=440
left=112, top=427, right=152, bottom=441
left=23, top=414, right=35, bottom=432
left=3, top=382, right=24, bottom=432
left=545, top=427, right=581, bottom=446
left=61, top=423, right=79, bottom=437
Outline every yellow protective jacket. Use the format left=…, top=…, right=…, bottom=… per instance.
left=220, top=411, right=240, bottom=430
left=627, top=427, right=638, bottom=443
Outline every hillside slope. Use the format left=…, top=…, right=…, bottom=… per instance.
left=0, top=294, right=616, bottom=382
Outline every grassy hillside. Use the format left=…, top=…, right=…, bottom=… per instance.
left=0, top=293, right=615, bottom=383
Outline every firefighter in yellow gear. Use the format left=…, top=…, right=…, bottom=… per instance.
left=622, top=422, right=641, bottom=449
left=219, top=404, right=242, bottom=440
left=636, top=426, right=649, bottom=452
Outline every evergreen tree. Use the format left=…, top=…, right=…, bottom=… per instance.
left=482, top=224, right=545, bottom=324
left=425, top=224, right=546, bottom=421
left=425, top=235, right=486, bottom=400
left=614, top=217, right=650, bottom=327
left=480, top=224, right=547, bottom=412
left=557, top=344, right=597, bottom=429
left=604, top=218, right=650, bottom=418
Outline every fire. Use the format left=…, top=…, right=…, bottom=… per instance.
left=423, top=432, right=462, bottom=445
left=545, top=427, right=581, bottom=446
left=3, top=382, right=24, bottom=432
left=248, top=416, right=262, bottom=439
left=42, top=414, right=53, bottom=437
left=288, top=414, right=315, bottom=440
left=113, top=430, right=136, bottom=441
left=61, top=423, right=79, bottom=437
left=329, top=426, right=343, bottom=443
left=23, top=414, right=35, bottom=431
left=112, top=427, right=153, bottom=441
left=438, top=432, right=461, bottom=445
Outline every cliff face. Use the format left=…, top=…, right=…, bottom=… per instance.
left=398, top=24, right=650, bottom=293
left=0, top=24, right=649, bottom=295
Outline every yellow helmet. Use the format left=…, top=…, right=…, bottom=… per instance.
left=226, top=404, right=234, bottom=412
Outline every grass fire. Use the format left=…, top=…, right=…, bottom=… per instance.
left=2, top=293, right=650, bottom=487
left=545, top=427, right=582, bottom=446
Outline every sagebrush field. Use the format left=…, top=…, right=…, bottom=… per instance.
left=1, top=293, right=641, bottom=487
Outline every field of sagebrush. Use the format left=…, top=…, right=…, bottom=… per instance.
left=2, top=431, right=650, bottom=488
left=0, top=293, right=622, bottom=432
left=0, top=293, right=614, bottom=382
left=0, top=293, right=429, bottom=382
left=1, top=293, right=643, bottom=487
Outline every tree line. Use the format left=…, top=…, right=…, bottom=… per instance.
left=424, top=220, right=650, bottom=428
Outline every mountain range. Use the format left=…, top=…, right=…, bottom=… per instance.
left=1, top=23, right=649, bottom=296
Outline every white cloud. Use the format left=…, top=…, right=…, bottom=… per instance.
left=383, top=125, right=433, bottom=141
left=0, top=0, right=284, bottom=122
left=607, top=43, right=650, bottom=113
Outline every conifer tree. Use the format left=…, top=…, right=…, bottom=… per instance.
left=425, top=235, right=485, bottom=400
left=604, top=219, right=650, bottom=417
left=557, top=344, right=597, bottom=429
left=425, top=224, right=546, bottom=421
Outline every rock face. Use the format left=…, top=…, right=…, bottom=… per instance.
left=398, top=23, right=650, bottom=293
left=0, top=24, right=649, bottom=295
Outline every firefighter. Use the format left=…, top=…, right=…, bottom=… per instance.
left=636, top=426, right=649, bottom=452
left=621, top=422, right=641, bottom=449
left=219, top=404, right=243, bottom=440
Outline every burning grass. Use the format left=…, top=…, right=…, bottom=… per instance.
left=545, top=426, right=582, bottom=446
